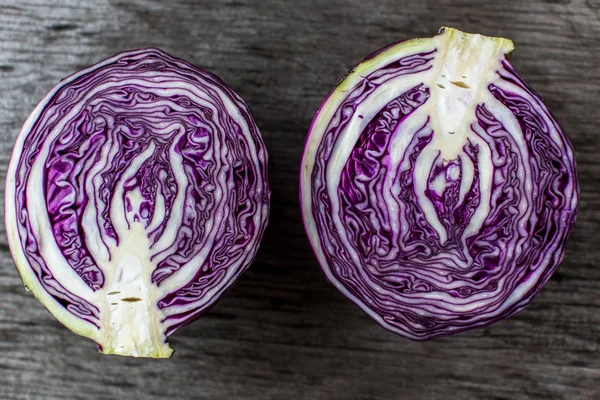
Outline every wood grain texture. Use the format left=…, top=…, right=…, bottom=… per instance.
left=0, top=0, right=599, bottom=399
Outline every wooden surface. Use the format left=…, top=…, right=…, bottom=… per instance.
left=0, top=0, right=599, bottom=399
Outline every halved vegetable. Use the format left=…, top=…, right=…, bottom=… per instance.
left=301, top=28, right=578, bottom=340
left=6, top=48, right=270, bottom=357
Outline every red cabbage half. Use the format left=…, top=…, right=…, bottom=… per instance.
left=5, top=48, right=270, bottom=357
left=300, top=28, right=578, bottom=340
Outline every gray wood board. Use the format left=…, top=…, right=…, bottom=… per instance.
left=0, top=0, right=598, bottom=399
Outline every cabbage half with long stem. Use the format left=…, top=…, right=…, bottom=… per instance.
left=6, top=49, right=270, bottom=357
left=301, top=28, right=578, bottom=340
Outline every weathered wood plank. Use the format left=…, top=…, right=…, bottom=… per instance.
left=0, top=0, right=598, bottom=399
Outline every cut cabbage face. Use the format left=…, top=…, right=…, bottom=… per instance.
left=301, top=28, right=578, bottom=340
left=6, top=48, right=270, bottom=357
